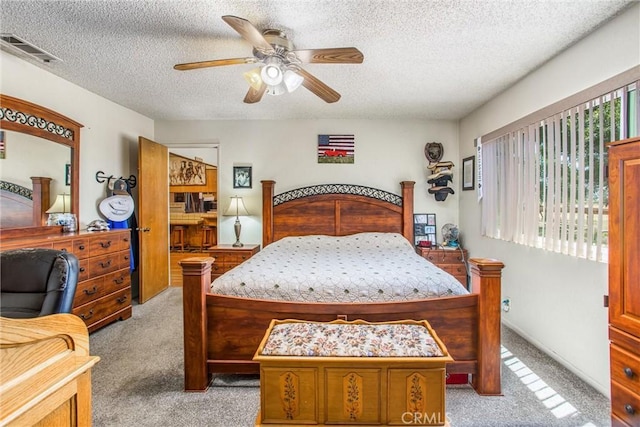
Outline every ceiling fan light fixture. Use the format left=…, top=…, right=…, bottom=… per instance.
left=266, top=82, right=287, bottom=96
left=261, top=57, right=284, bottom=86
left=283, top=70, right=304, bottom=93
left=243, top=68, right=263, bottom=90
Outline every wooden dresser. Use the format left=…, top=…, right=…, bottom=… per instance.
left=417, top=247, right=469, bottom=287
left=207, top=244, right=260, bottom=280
left=0, top=227, right=132, bottom=332
left=608, top=136, right=640, bottom=427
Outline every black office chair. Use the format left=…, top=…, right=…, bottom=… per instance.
left=0, top=248, right=79, bottom=318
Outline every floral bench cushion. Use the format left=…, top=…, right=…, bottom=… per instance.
left=260, top=321, right=444, bottom=358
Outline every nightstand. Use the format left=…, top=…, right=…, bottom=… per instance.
left=416, top=247, right=469, bottom=287
left=207, top=244, right=260, bottom=280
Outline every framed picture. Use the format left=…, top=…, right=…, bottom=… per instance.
left=65, top=164, right=71, bottom=186
left=414, top=213, right=437, bottom=247
left=233, top=166, right=252, bottom=189
left=463, top=155, right=475, bottom=191
left=169, top=153, right=206, bottom=186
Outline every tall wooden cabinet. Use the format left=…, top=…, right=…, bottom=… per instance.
left=608, top=136, right=640, bottom=427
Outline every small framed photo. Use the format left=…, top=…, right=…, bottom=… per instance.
left=233, top=166, right=252, bottom=189
left=65, top=164, right=71, bottom=186
left=462, top=156, right=475, bottom=191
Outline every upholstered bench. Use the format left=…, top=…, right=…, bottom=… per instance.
left=253, top=319, right=452, bottom=426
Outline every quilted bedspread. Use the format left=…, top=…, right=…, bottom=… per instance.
left=210, top=232, right=468, bottom=303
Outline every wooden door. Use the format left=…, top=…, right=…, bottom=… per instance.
left=138, top=137, right=169, bottom=303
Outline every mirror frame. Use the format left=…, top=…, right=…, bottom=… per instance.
left=0, top=94, right=82, bottom=225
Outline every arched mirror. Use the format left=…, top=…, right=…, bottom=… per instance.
left=0, top=94, right=82, bottom=229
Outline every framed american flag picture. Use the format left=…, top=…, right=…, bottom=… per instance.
left=317, top=134, right=354, bottom=164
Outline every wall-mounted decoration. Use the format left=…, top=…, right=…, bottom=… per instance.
left=0, top=130, right=5, bottom=159
left=424, top=142, right=443, bottom=164
left=233, top=166, right=252, bottom=189
left=427, top=161, right=455, bottom=202
left=414, top=213, right=437, bottom=247
left=169, top=153, right=206, bottom=186
left=317, top=134, right=354, bottom=164
left=65, top=164, right=71, bottom=186
left=462, top=156, right=475, bottom=191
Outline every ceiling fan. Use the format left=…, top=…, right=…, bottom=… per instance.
left=174, top=15, right=364, bottom=104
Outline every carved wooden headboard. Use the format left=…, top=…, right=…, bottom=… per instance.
left=0, top=177, right=51, bottom=228
left=261, top=181, right=415, bottom=247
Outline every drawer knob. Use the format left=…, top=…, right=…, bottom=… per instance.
left=624, top=367, right=634, bottom=378
left=624, top=404, right=635, bottom=415
left=114, top=277, right=125, bottom=285
left=80, top=267, right=86, bottom=273
left=83, top=286, right=98, bottom=295
left=79, top=245, right=85, bottom=250
left=117, top=295, right=128, bottom=304
left=80, top=309, right=94, bottom=320
left=100, top=260, right=112, bottom=268
left=100, top=241, right=112, bottom=248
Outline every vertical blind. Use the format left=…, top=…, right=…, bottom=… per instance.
left=481, top=79, right=639, bottom=262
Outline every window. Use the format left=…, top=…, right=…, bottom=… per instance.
left=481, top=76, right=638, bottom=262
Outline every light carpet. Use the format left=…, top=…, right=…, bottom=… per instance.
left=90, top=287, right=611, bottom=427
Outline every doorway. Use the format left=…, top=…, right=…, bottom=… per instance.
left=164, top=143, right=219, bottom=286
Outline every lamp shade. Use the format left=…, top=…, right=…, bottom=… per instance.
left=224, top=196, right=249, bottom=217
left=283, top=70, right=304, bottom=93
left=46, top=194, right=71, bottom=213
left=260, top=57, right=284, bottom=86
left=243, top=68, right=263, bottom=91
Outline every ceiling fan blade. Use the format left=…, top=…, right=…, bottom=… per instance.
left=295, top=68, right=341, bottom=103
left=222, top=15, right=274, bottom=54
left=174, top=57, right=257, bottom=71
left=244, top=83, right=267, bottom=104
left=292, top=47, right=364, bottom=64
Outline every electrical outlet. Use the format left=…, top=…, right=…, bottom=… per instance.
left=502, top=298, right=511, bottom=312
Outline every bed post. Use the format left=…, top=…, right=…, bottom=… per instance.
left=180, top=257, right=214, bottom=392
left=400, top=181, right=415, bottom=241
left=31, top=177, right=52, bottom=226
left=469, top=258, right=505, bottom=395
left=262, top=180, right=275, bottom=247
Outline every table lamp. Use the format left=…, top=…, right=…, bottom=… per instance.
left=46, top=193, right=77, bottom=232
left=224, top=196, right=249, bottom=247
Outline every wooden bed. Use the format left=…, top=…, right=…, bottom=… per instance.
left=181, top=180, right=504, bottom=395
left=0, top=177, right=51, bottom=228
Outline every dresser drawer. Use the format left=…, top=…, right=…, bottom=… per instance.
left=75, top=270, right=130, bottom=307
left=74, top=277, right=105, bottom=307
left=439, top=263, right=467, bottom=277
left=53, top=238, right=90, bottom=259
left=87, top=253, right=121, bottom=276
left=611, top=344, right=640, bottom=396
left=90, top=235, right=120, bottom=256
left=117, top=249, right=132, bottom=270
left=74, top=287, right=131, bottom=328
left=118, top=232, right=131, bottom=251
left=420, top=250, right=466, bottom=264
left=77, top=258, right=90, bottom=282
left=611, top=381, right=640, bottom=426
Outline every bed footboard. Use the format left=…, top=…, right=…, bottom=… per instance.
left=181, top=256, right=504, bottom=394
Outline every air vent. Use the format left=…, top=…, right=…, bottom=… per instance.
left=0, top=34, right=61, bottom=63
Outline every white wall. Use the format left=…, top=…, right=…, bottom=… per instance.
left=0, top=50, right=155, bottom=228
left=155, top=119, right=461, bottom=245
left=459, top=3, right=640, bottom=396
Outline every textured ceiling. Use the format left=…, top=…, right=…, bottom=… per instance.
left=0, top=0, right=633, bottom=121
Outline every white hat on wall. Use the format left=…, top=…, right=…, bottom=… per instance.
left=99, top=194, right=134, bottom=222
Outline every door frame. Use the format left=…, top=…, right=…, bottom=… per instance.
left=164, top=141, right=220, bottom=241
